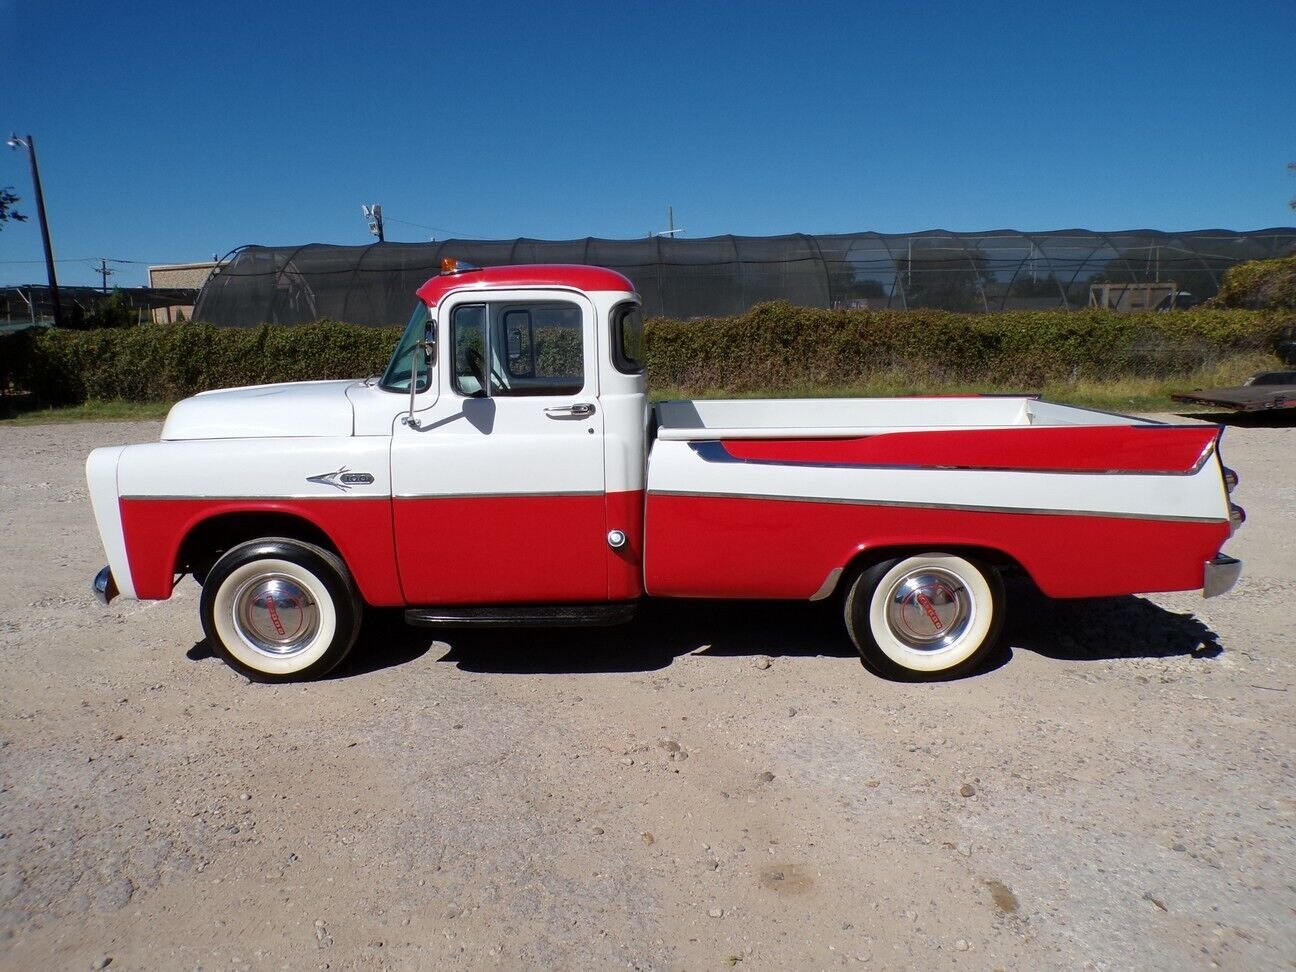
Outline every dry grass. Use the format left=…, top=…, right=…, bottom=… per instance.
left=0, top=399, right=173, bottom=426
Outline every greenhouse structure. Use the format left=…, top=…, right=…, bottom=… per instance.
left=193, top=228, right=1296, bottom=326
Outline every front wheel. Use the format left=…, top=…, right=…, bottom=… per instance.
left=844, top=552, right=1004, bottom=681
left=199, top=538, right=362, bottom=682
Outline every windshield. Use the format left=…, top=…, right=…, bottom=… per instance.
left=380, top=303, right=432, bottom=393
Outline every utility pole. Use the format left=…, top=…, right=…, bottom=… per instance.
left=95, top=258, right=116, bottom=293
left=363, top=204, right=385, bottom=242
left=6, top=134, right=63, bottom=327
left=649, top=204, right=684, bottom=239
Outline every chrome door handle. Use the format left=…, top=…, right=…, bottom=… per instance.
left=544, top=403, right=596, bottom=418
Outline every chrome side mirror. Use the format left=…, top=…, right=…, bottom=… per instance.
left=403, top=321, right=436, bottom=430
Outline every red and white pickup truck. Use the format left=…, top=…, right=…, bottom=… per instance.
left=87, top=263, right=1244, bottom=681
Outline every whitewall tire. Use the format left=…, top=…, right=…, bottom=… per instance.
left=844, top=553, right=1004, bottom=681
left=199, top=538, right=362, bottom=681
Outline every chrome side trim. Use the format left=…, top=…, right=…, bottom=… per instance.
left=121, top=494, right=390, bottom=501
left=1203, top=555, right=1242, bottom=598
left=689, top=438, right=1219, bottom=476
left=93, top=566, right=118, bottom=606
left=647, top=489, right=1225, bottom=524
left=809, top=567, right=843, bottom=601
left=393, top=490, right=604, bottom=500
left=120, top=491, right=604, bottom=501
left=1191, top=437, right=1220, bottom=476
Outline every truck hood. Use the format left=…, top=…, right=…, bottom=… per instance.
left=161, top=380, right=359, bottom=440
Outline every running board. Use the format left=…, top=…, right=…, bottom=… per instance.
left=404, top=602, right=638, bottom=628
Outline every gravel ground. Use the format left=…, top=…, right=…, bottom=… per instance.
left=0, top=416, right=1292, bottom=972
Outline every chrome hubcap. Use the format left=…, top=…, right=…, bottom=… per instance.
left=885, top=568, right=973, bottom=651
left=232, top=573, right=319, bottom=657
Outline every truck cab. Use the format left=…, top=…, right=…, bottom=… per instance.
left=355, top=263, right=647, bottom=606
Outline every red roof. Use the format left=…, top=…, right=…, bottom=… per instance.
left=415, top=264, right=637, bottom=306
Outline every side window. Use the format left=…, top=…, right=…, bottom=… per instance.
left=612, top=302, right=644, bottom=374
left=451, top=304, right=487, bottom=397
left=452, top=300, right=584, bottom=397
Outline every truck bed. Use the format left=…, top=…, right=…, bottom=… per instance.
left=644, top=397, right=1228, bottom=603
left=654, top=396, right=1150, bottom=440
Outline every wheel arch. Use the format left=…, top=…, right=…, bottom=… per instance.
left=177, top=509, right=342, bottom=581
left=829, top=542, right=1024, bottom=602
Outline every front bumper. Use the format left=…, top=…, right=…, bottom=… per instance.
left=1203, top=555, right=1242, bottom=598
left=93, top=566, right=118, bottom=606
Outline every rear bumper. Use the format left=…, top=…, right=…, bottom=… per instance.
left=93, top=566, right=118, bottom=606
left=1203, top=555, right=1242, bottom=598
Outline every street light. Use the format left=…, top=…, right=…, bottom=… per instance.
left=6, top=134, right=63, bottom=327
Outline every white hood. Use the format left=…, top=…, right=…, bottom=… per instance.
left=161, top=380, right=358, bottom=440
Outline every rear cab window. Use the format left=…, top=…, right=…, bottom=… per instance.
left=612, top=302, right=644, bottom=374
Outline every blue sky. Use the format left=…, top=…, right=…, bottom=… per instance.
left=2, top=0, right=1293, bottom=288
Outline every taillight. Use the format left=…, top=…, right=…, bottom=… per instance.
left=1229, top=503, right=1246, bottom=534
left=1222, top=466, right=1238, bottom=493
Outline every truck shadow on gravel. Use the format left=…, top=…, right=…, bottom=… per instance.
left=998, top=577, right=1223, bottom=664
left=341, top=598, right=857, bottom=677
left=294, top=578, right=1223, bottom=679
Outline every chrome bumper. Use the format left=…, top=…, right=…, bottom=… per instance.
left=1203, top=555, right=1242, bottom=599
left=93, top=566, right=118, bottom=606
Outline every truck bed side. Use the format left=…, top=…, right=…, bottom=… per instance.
left=644, top=399, right=1230, bottom=600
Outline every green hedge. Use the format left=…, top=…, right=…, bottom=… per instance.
left=644, top=303, right=1288, bottom=391
left=1211, top=255, right=1296, bottom=310
left=3, top=320, right=400, bottom=405
left=1, top=305, right=1289, bottom=406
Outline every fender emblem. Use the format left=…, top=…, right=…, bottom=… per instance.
left=306, top=466, right=375, bottom=491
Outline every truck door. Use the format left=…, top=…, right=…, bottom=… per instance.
left=390, top=290, right=609, bottom=604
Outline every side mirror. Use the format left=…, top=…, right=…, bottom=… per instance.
left=422, top=319, right=436, bottom=361
left=403, top=320, right=436, bottom=430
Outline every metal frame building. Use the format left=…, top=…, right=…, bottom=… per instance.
left=193, top=229, right=1296, bottom=325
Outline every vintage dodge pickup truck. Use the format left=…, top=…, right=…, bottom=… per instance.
left=87, top=263, right=1244, bottom=682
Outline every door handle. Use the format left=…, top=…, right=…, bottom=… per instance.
left=544, top=403, right=596, bottom=418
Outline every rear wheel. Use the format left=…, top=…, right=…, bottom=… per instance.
left=844, top=552, right=1004, bottom=681
left=199, top=538, right=362, bottom=682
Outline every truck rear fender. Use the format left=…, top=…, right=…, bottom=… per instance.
left=825, top=543, right=1023, bottom=602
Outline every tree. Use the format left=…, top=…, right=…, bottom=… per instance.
left=1009, top=272, right=1063, bottom=299
left=0, top=186, right=26, bottom=228
left=825, top=261, right=887, bottom=306
left=895, top=245, right=994, bottom=311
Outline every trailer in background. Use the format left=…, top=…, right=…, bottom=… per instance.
left=1173, top=371, right=1296, bottom=412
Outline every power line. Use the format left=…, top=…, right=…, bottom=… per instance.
left=380, top=214, right=490, bottom=239
left=0, top=256, right=174, bottom=265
